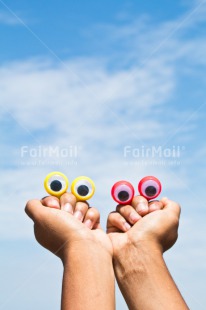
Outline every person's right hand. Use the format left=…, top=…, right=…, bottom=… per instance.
left=25, top=193, right=113, bottom=263
left=107, top=196, right=181, bottom=256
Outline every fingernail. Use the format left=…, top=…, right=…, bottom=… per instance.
left=63, top=203, right=73, bottom=213
left=137, top=202, right=147, bottom=212
left=74, top=210, right=83, bottom=221
left=150, top=203, right=159, bottom=210
left=130, top=212, right=140, bottom=223
left=84, top=219, right=93, bottom=229
left=124, top=222, right=131, bottom=231
left=50, top=200, right=60, bottom=209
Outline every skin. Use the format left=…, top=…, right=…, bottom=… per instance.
left=25, top=194, right=115, bottom=310
left=25, top=194, right=188, bottom=310
left=107, top=196, right=189, bottom=310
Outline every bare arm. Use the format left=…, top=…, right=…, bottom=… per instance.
left=62, top=242, right=114, bottom=310
left=25, top=194, right=115, bottom=310
left=108, top=197, right=189, bottom=310
left=114, top=242, right=188, bottom=310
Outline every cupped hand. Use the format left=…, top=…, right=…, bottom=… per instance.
left=107, top=196, right=180, bottom=256
left=25, top=193, right=113, bottom=262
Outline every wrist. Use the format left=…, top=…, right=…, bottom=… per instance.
left=61, top=239, right=115, bottom=310
left=62, top=238, right=113, bottom=267
left=113, top=238, right=163, bottom=280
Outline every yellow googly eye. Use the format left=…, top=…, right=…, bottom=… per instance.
left=71, top=176, right=95, bottom=201
left=44, top=172, right=69, bottom=197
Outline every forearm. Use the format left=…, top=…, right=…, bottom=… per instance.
left=114, top=242, right=188, bottom=310
left=61, top=241, right=115, bottom=310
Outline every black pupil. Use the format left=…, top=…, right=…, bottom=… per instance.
left=50, top=180, right=62, bottom=192
left=118, top=191, right=129, bottom=202
left=145, top=186, right=157, bottom=197
left=77, top=185, right=89, bottom=196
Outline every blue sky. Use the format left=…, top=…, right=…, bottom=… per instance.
left=0, top=0, right=206, bottom=309
left=0, top=0, right=188, bottom=62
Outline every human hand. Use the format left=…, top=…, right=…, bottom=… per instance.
left=25, top=193, right=113, bottom=263
left=107, top=196, right=180, bottom=257
left=107, top=197, right=187, bottom=310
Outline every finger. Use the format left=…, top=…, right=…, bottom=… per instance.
left=60, top=192, right=77, bottom=214
left=41, top=196, right=60, bottom=209
left=83, top=207, right=100, bottom=229
left=73, top=201, right=89, bottom=221
left=107, top=212, right=131, bottom=233
left=25, top=199, right=47, bottom=223
left=161, top=197, right=181, bottom=218
left=131, top=195, right=149, bottom=216
left=116, top=204, right=142, bottom=225
left=148, top=200, right=163, bottom=213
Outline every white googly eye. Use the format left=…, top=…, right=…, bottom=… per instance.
left=71, top=176, right=95, bottom=200
left=44, top=172, right=69, bottom=197
left=111, top=181, right=134, bottom=204
left=138, top=176, right=161, bottom=200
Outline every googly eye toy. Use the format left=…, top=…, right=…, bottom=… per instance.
left=111, top=176, right=162, bottom=204
left=138, top=176, right=161, bottom=200
left=71, top=176, right=95, bottom=201
left=44, top=172, right=69, bottom=198
left=111, top=181, right=135, bottom=205
left=44, top=172, right=95, bottom=201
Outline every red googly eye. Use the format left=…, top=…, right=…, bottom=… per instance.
left=111, top=181, right=135, bottom=205
left=138, top=176, right=162, bottom=200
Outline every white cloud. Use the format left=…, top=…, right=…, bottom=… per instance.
left=0, top=0, right=205, bottom=255
left=0, top=5, right=205, bottom=240
left=0, top=56, right=174, bottom=133
left=1, top=5, right=206, bottom=310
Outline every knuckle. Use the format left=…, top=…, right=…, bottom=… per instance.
left=76, top=201, right=89, bottom=210
left=108, top=211, right=117, bottom=221
left=61, top=192, right=71, bottom=200
left=116, top=204, right=129, bottom=213
left=87, top=209, right=96, bottom=219
left=132, top=195, right=148, bottom=207
left=42, top=197, right=50, bottom=205
left=135, top=195, right=148, bottom=202
left=89, top=207, right=99, bottom=216
left=151, top=201, right=162, bottom=209
left=61, top=192, right=77, bottom=203
left=44, top=196, right=59, bottom=206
